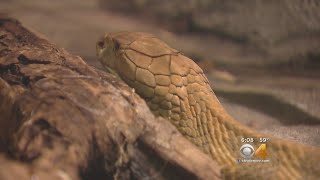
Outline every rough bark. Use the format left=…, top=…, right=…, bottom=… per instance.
left=0, top=16, right=220, bottom=179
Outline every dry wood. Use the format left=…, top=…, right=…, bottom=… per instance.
left=0, top=15, right=220, bottom=180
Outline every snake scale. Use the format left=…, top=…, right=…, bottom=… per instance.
left=96, top=32, right=320, bottom=179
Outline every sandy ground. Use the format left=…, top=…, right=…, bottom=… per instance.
left=1, top=0, right=319, bottom=147
left=220, top=98, right=320, bottom=146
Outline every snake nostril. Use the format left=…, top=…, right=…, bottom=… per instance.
left=97, top=40, right=104, bottom=48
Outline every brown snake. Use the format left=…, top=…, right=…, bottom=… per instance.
left=96, top=32, right=320, bottom=179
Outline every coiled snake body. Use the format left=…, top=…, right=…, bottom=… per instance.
left=96, top=32, right=320, bottom=179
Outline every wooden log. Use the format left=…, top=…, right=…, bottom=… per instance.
left=0, top=15, right=220, bottom=180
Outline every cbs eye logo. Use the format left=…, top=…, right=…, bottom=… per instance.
left=240, top=144, right=255, bottom=158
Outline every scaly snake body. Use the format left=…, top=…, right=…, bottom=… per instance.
left=96, top=32, right=320, bottom=179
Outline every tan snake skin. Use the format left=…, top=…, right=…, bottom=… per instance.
left=96, top=32, right=320, bottom=179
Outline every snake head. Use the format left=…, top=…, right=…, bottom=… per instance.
left=96, top=32, right=181, bottom=84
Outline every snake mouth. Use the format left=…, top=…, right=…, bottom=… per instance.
left=105, top=66, right=116, bottom=75
left=108, top=67, right=121, bottom=79
left=101, top=61, right=121, bottom=79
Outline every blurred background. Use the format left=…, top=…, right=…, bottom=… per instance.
left=1, top=0, right=319, bottom=146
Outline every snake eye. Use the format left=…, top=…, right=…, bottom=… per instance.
left=113, top=40, right=120, bottom=51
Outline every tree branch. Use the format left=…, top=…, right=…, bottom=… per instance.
left=0, top=15, right=220, bottom=180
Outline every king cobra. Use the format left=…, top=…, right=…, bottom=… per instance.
left=96, top=32, right=320, bottom=179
